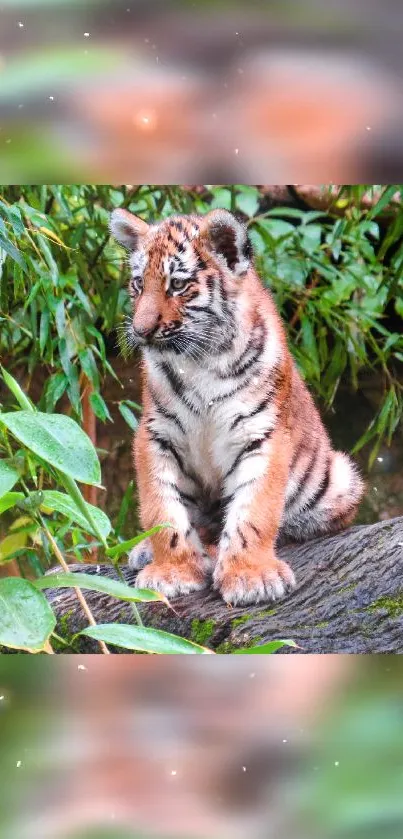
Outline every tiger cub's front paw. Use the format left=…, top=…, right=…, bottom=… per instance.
left=136, top=553, right=208, bottom=600
left=213, top=552, right=296, bottom=606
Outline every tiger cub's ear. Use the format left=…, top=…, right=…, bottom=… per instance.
left=110, top=208, right=149, bottom=251
left=200, top=209, right=252, bottom=276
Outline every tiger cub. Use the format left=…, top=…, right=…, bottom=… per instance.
left=110, top=207, right=364, bottom=606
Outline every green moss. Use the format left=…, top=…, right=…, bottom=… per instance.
left=257, top=607, right=277, bottom=618
left=315, top=621, right=329, bottom=629
left=190, top=618, right=216, bottom=646
left=367, top=595, right=403, bottom=618
left=231, top=614, right=251, bottom=627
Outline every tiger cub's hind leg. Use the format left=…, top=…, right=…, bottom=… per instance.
left=282, top=450, right=364, bottom=543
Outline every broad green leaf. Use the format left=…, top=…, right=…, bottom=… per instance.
left=0, top=460, right=20, bottom=497
left=81, top=623, right=214, bottom=654
left=35, top=572, right=169, bottom=605
left=0, top=577, right=56, bottom=652
left=40, top=490, right=111, bottom=538
left=0, top=491, right=24, bottom=515
left=106, top=524, right=171, bottom=560
left=0, top=411, right=101, bottom=485
left=234, top=639, right=298, bottom=654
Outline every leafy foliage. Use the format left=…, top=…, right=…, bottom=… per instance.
left=1, top=184, right=402, bottom=465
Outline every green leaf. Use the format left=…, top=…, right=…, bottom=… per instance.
left=0, top=491, right=24, bottom=515
left=40, top=490, right=111, bottom=538
left=106, top=524, right=171, bottom=560
left=235, top=188, right=260, bottom=218
left=118, top=402, right=138, bottom=430
left=35, top=572, right=169, bottom=605
left=0, top=411, right=101, bottom=485
left=1, top=366, right=34, bottom=410
left=44, top=372, right=67, bottom=412
left=0, top=460, right=20, bottom=497
left=39, top=309, right=50, bottom=354
left=81, top=623, right=214, bottom=654
left=0, top=577, right=56, bottom=652
left=0, top=234, right=27, bottom=272
left=90, top=391, right=112, bottom=422
left=234, top=639, right=298, bottom=654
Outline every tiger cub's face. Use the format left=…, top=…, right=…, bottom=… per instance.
left=110, top=208, right=253, bottom=360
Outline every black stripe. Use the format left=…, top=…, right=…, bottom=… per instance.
left=225, top=431, right=273, bottom=479
left=178, top=489, right=198, bottom=505
left=148, top=430, right=202, bottom=490
left=209, top=378, right=249, bottom=405
left=230, top=392, right=275, bottom=430
left=303, top=458, right=331, bottom=511
left=159, top=362, right=199, bottom=413
left=148, top=429, right=185, bottom=471
left=170, top=532, right=179, bottom=549
left=149, top=387, right=186, bottom=434
left=249, top=523, right=261, bottom=539
left=286, top=445, right=319, bottom=510
left=237, top=527, right=248, bottom=550
left=186, top=304, right=220, bottom=320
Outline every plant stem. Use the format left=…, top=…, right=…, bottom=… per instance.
left=39, top=514, right=110, bottom=654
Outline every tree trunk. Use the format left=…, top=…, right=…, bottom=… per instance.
left=46, top=516, right=403, bottom=654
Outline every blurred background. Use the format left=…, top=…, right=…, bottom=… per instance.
left=1, top=0, right=403, bottom=182
left=1, top=655, right=403, bottom=839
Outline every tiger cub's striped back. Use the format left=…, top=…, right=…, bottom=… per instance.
left=110, top=207, right=364, bottom=606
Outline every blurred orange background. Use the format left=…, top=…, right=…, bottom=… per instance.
left=1, top=0, right=403, bottom=182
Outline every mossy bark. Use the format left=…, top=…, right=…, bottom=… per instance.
left=44, top=516, right=403, bottom=653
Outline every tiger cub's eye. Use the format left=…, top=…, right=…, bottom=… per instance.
left=130, top=276, right=143, bottom=294
left=170, top=277, right=188, bottom=292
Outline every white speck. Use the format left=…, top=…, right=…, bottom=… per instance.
left=242, top=766, right=246, bottom=772
left=334, top=761, right=339, bottom=766
left=178, top=368, right=185, bottom=374
left=18, top=104, right=24, bottom=109
left=156, top=56, right=159, bottom=63
left=170, top=770, right=177, bottom=776
left=49, top=96, right=54, bottom=101
left=377, top=457, right=383, bottom=462
left=78, top=664, right=87, bottom=671
left=18, top=22, right=24, bottom=28
left=16, top=760, right=22, bottom=768
left=235, top=31, right=239, bottom=35
left=144, top=38, right=150, bottom=44
left=96, top=565, right=100, bottom=573
left=373, top=487, right=378, bottom=493
left=5, top=139, right=11, bottom=144
left=84, top=32, right=90, bottom=38
left=0, top=695, right=4, bottom=701
left=249, top=672, right=255, bottom=679
left=208, top=400, right=214, bottom=406
left=366, top=126, right=371, bottom=131
left=235, top=148, right=239, bottom=155
left=398, top=543, right=403, bottom=547
left=282, top=739, right=287, bottom=743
